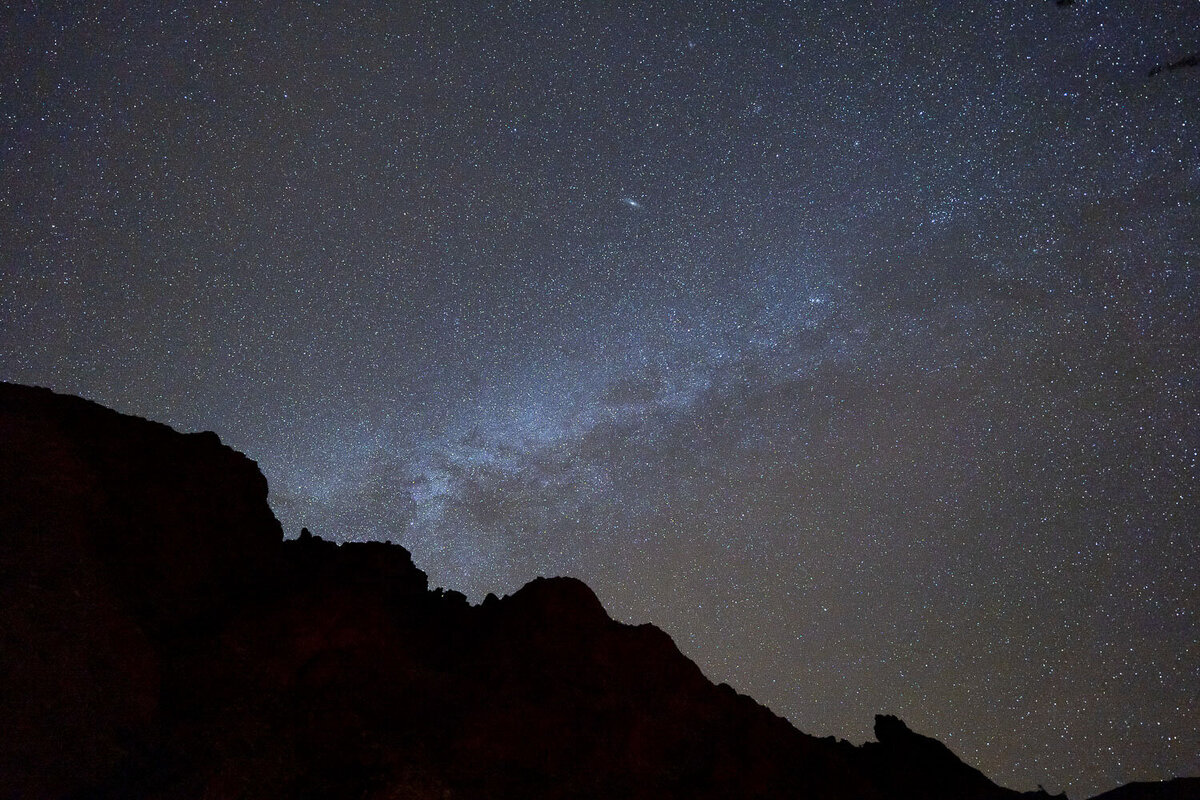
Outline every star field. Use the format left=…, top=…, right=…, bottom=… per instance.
left=2, top=2, right=1198, bottom=796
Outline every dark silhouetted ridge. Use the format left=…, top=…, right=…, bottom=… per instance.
left=1, top=381, right=1190, bottom=799
left=1088, top=778, right=1200, bottom=800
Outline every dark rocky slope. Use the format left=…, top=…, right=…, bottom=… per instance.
left=0, top=382, right=1185, bottom=799
left=1088, top=779, right=1200, bottom=800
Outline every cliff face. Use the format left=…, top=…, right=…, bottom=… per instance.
left=0, top=383, right=1110, bottom=798
left=0, top=384, right=281, bottom=796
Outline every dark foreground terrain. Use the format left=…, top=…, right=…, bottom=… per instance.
left=1, top=382, right=1194, bottom=799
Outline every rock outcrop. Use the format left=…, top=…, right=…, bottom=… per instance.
left=0, top=382, right=1182, bottom=799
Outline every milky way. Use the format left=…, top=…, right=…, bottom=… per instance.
left=2, top=3, right=1197, bottom=796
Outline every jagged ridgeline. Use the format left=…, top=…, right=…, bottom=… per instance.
left=1, top=382, right=1195, bottom=799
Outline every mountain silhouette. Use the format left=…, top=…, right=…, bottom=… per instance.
left=0, top=381, right=1193, bottom=798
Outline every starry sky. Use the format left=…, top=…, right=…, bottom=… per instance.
left=3, top=2, right=1198, bottom=796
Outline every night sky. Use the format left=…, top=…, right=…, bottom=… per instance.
left=3, top=2, right=1198, bottom=796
